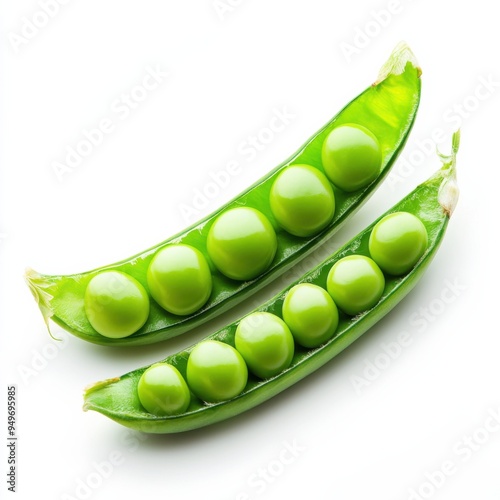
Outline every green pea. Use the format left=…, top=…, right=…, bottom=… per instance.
left=282, top=283, right=339, bottom=348
left=137, top=363, right=190, bottom=416
left=147, top=244, right=212, bottom=315
left=327, top=255, right=385, bottom=315
left=269, top=164, right=335, bottom=237
left=322, top=123, right=382, bottom=192
left=207, top=207, right=277, bottom=281
left=186, top=340, right=248, bottom=403
left=85, top=124, right=461, bottom=432
left=369, top=211, right=428, bottom=276
left=235, top=312, right=294, bottom=379
left=84, top=270, right=149, bottom=338
left=27, top=44, right=422, bottom=347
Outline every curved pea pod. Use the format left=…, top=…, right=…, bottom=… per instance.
left=26, top=42, right=421, bottom=346
left=83, top=132, right=460, bottom=432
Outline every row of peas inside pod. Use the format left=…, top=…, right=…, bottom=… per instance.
left=137, top=210, right=428, bottom=416
left=84, top=124, right=384, bottom=340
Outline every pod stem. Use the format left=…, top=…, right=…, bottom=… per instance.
left=24, top=268, right=58, bottom=340
left=83, top=377, right=121, bottom=410
left=437, top=130, right=460, bottom=217
left=374, top=41, right=421, bottom=85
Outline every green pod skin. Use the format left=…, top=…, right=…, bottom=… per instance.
left=25, top=43, right=421, bottom=346
left=83, top=133, right=460, bottom=433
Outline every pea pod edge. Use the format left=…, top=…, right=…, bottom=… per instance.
left=25, top=42, right=422, bottom=346
left=83, top=131, right=460, bottom=433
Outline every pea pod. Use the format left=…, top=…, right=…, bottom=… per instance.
left=83, top=132, right=460, bottom=433
left=25, top=43, right=421, bottom=346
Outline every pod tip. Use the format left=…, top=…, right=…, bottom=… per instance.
left=438, top=130, right=460, bottom=217
left=24, top=267, right=58, bottom=338
left=84, top=377, right=121, bottom=401
left=374, top=41, right=421, bottom=85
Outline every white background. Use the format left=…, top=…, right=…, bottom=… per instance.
left=1, top=1, right=500, bottom=499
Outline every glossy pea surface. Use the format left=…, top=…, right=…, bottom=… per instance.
left=235, top=312, right=294, bottom=379
left=186, top=340, right=248, bottom=403
left=322, top=123, right=382, bottom=192
left=28, top=44, right=422, bottom=346
left=327, top=255, right=385, bottom=315
left=207, top=207, right=277, bottom=281
left=138, top=363, right=190, bottom=416
left=282, top=283, right=339, bottom=348
left=147, top=244, right=212, bottom=315
left=84, top=271, right=149, bottom=338
left=269, top=164, right=335, bottom=237
left=85, top=124, right=458, bottom=435
left=369, top=211, right=428, bottom=275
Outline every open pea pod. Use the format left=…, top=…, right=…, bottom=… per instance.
left=83, top=133, right=460, bottom=433
left=26, top=43, right=421, bottom=346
